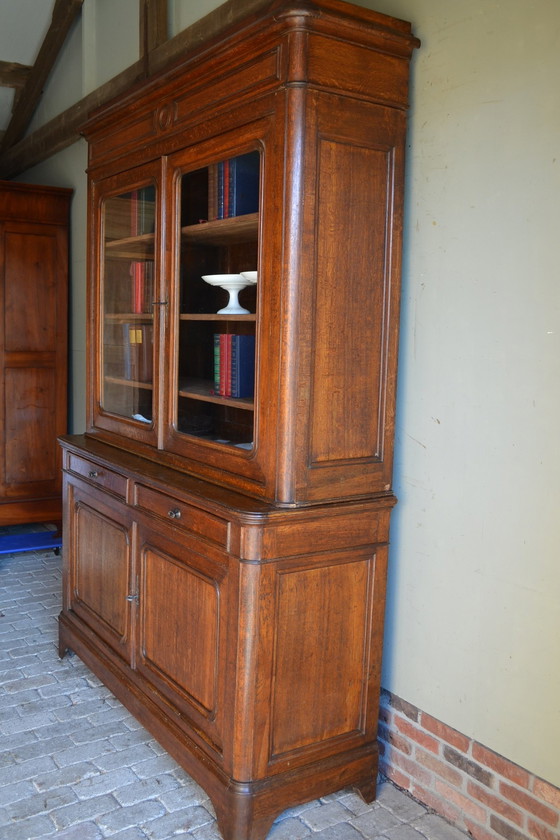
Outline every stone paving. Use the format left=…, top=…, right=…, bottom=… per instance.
left=0, top=543, right=471, bottom=840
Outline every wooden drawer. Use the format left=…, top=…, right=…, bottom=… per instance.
left=134, top=484, right=228, bottom=547
left=66, top=453, right=128, bottom=498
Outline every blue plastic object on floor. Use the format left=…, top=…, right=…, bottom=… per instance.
left=0, top=530, right=62, bottom=555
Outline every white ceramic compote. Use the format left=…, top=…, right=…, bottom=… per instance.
left=202, top=273, right=251, bottom=314
left=240, top=270, right=257, bottom=285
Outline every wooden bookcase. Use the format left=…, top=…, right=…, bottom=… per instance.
left=0, top=181, right=70, bottom=535
left=58, top=2, right=419, bottom=838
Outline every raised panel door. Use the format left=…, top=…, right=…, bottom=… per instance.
left=135, top=520, right=230, bottom=758
left=65, top=479, right=133, bottom=663
left=0, top=221, right=67, bottom=504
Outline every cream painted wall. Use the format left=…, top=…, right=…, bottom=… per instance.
left=18, top=0, right=560, bottom=787
left=360, top=0, right=560, bottom=785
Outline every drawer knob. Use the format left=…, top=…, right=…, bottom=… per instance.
left=88, top=470, right=99, bottom=479
left=168, top=508, right=182, bottom=520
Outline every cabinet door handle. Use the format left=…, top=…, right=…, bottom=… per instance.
left=168, top=508, right=182, bottom=519
left=88, top=470, right=99, bottom=479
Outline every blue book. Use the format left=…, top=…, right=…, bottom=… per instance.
left=231, top=334, right=255, bottom=399
left=228, top=152, right=260, bottom=217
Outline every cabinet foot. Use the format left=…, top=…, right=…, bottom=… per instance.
left=354, top=775, right=378, bottom=804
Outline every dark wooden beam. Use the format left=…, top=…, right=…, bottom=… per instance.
left=0, top=61, right=32, bottom=89
left=0, top=59, right=145, bottom=179
left=140, top=0, right=168, bottom=59
left=0, top=0, right=85, bottom=154
left=0, top=0, right=273, bottom=179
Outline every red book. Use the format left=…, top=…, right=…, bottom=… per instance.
left=219, top=333, right=232, bottom=396
left=131, top=261, right=144, bottom=313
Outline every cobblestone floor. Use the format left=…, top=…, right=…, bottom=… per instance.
left=0, top=544, right=470, bottom=840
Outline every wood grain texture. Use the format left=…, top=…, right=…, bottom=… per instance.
left=0, top=181, right=70, bottom=523
left=59, top=2, right=418, bottom=837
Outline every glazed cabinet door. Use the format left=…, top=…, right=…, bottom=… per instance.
left=134, top=517, right=231, bottom=761
left=160, top=114, right=282, bottom=497
left=64, top=477, right=134, bottom=664
left=89, top=163, right=160, bottom=445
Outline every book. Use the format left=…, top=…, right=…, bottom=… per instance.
left=228, top=152, right=259, bottom=217
left=231, top=334, right=255, bottom=398
left=131, top=261, right=144, bottom=313
left=211, top=152, right=259, bottom=220
left=130, top=259, right=154, bottom=314
left=219, top=333, right=232, bottom=396
left=213, top=333, right=255, bottom=398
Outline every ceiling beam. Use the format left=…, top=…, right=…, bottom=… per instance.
left=0, top=61, right=32, bottom=89
left=0, top=0, right=272, bottom=179
left=0, top=0, right=84, bottom=154
left=140, top=0, right=168, bottom=60
left=0, top=59, right=145, bottom=179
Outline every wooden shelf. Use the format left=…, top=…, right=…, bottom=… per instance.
left=180, top=313, right=256, bottom=321
left=105, top=313, right=154, bottom=322
left=178, top=378, right=254, bottom=410
left=105, top=233, right=155, bottom=259
left=104, top=376, right=153, bottom=390
left=182, top=213, right=258, bottom=245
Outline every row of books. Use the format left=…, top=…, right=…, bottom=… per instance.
left=104, top=324, right=153, bottom=383
left=207, top=151, right=260, bottom=221
left=130, top=260, right=154, bottom=314
left=213, top=333, right=255, bottom=399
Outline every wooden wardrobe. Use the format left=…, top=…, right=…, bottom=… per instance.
left=0, top=181, right=71, bottom=530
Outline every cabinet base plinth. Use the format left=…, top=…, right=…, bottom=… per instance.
left=59, top=612, right=379, bottom=840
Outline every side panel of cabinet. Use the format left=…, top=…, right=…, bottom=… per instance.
left=285, top=93, right=407, bottom=504
left=135, top=521, right=231, bottom=759
left=64, top=478, right=134, bottom=664
left=230, top=529, right=389, bottom=783
left=0, top=221, right=67, bottom=507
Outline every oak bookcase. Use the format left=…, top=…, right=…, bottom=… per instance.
left=58, top=2, right=419, bottom=838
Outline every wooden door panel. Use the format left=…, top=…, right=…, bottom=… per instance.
left=69, top=485, right=132, bottom=661
left=136, top=527, right=229, bottom=755
left=270, top=555, right=374, bottom=759
left=3, top=367, right=58, bottom=491
left=141, top=547, right=219, bottom=713
left=4, top=229, right=58, bottom=352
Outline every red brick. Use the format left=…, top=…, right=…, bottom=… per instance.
left=533, top=778, right=560, bottom=811
left=473, top=744, right=530, bottom=788
left=434, top=778, right=487, bottom=823
left=465, top=819, right=499, bottom=840
left=490, top=815, right=531, bottom=840
left=444, top=746, right=493, bottom=787
left=390, top=694, right=420, bottom=722
left=499, top=783, right=558, bottom=827
left=379, top=704, right=392, bottom=726
left=467, top=780, right=524, bottom=826
left=388, top=746, right=433, bottom=787
left=378, top=722, right=413, bottom=756
left=416, top=748, right=463, bottom=786
left=413, top=783, right=462, bottom=825
left=527, top=818, right=560, bottom=840
left=380, top=761, right=411, bottom=792
left=395, top=714, right=440, bottom=754
left=421, top=712, right=471, bottom=752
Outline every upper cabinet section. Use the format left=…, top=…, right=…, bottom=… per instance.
left=84, top=0, right=419, bottom=506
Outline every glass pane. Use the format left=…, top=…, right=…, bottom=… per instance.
left=176, top=151, right=259, bottom=449
left=101, top=185, right=156, bottom=425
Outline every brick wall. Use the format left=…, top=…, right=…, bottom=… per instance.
left=378, top=690, right=560, bottom=840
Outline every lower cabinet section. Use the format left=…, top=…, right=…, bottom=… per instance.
left=59, top=436, right=394, bottom=840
